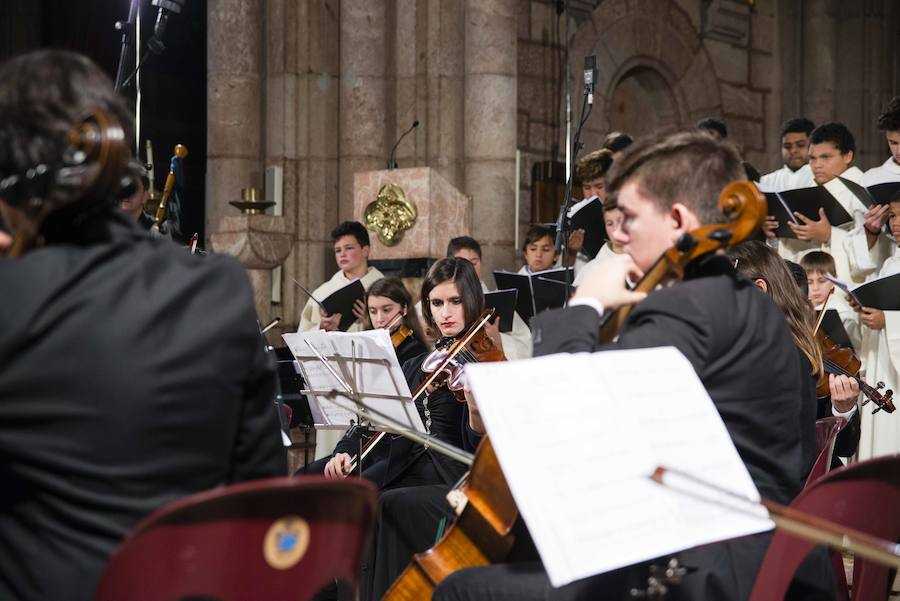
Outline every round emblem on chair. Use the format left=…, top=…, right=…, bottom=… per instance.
left=263, top=515, right=311, bottom=570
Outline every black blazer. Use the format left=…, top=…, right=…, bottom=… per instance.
left=0, top=212, right=287, bottom=601
left=530, top=255, right=823, bottom=601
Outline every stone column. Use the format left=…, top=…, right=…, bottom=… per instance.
left=339, top=0, right=387, bottom=222
left=464, top=0, right=518, bottom=287
left=206, top=0, right=264, bottom=237
left=801, top=0, right=837, bottom=125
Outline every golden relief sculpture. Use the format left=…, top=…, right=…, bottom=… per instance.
left=363, top=183, right=418, bottom=246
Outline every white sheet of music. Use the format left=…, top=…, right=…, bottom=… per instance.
left=464, top=346, right=773, bottom=587
left=282, top=329, right=423, bottom=433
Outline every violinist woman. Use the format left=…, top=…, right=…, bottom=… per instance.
left=298, top=277, right=427, bottom=478
left=360, top=257, right=490, bottom=601
left=729, top=240, right=861, bottom=473
left=365, top=277, right=428, bottom=365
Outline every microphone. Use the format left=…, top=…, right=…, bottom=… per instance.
left=148, top=0, right=186, bottom=54
left=388, top=120, right=419, bottom=170
left=583, top=55, right=597, bottom=105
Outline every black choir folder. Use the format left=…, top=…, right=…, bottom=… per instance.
left=827, top=272, right=900, bottom=311
left=567, top=197, right=607, bottom=259
left=836, top=176, right=900, bottom=207
left=765, top=187, right=853, bottom=239
left=483, top=289, right=518, bottom=333
left=816, top=309, right=854, bottom=351
left=494, top=267, right=574, bottom=323
left=319, top=278, right=366, bottom=331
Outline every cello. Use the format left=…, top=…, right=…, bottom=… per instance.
left=381, top=181, right=768, bottom=601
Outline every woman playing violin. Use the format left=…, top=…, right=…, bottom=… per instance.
left=729, top=240, right=861, bottom=473
left=365, top=277, right=428, bottom=365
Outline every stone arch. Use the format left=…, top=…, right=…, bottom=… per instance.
left=569, top=0, right=723, bottom=148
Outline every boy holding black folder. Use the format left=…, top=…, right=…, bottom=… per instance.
left=297, top=221, right=384, bottom=332
left=777, top=123, right=883, bottom=285
left=854, top=195, right=900, bottom=459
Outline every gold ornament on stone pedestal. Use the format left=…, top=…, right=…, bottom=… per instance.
left=229, top=187, right=276, bottom=215
left=363, top=183, right=417, bottom=246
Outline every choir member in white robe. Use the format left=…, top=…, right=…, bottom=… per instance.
left=785, top=123, right=883, bottom=284
left=574, top=201, right=625, bottom=287
left=758, top=117, right=817, bottom=193
left=568, top=149, right=614, bottom=277
left=856, top=199, right=900, bottom=459
left=297, top=221, right=384, bottom=333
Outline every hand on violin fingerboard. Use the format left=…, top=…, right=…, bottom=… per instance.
left=574, top=254, right=646, bottom=311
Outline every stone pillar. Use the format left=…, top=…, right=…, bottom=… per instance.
left=464, top=0, right=518, bottom=287
left=801, top=0, right=837, bottom=125
left=207, top=0, right=264, bottom=237
left=339, top=0, right=387, bottom=222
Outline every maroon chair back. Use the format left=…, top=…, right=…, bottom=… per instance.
left=748, top=455, right=900, bottom=601
left=805, top=416, right=846, bottom=489
left=96, top=477, right=376, bottom=601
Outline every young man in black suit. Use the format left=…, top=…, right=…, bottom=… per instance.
left=437, top=131, right=830, bottom=601
left=0, top=50, right=286, bottom=601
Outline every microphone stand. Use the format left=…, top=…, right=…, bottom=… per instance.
left=113, top=0, right=142, bottom=94
left=388, top=121, right=419, bottom=170
left=553, top=87, right=592, bottom=305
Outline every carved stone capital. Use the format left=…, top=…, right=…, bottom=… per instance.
left=209, top=215, right=294, bottom=270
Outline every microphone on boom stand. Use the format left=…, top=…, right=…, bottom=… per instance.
left=388, top=120, right=419, bottom=170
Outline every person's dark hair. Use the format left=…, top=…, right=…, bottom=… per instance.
left=781, top=117, right=816, bottom=138
left=420, top=257, right=484, bottom=337
left=0, top=50, right=134, bottom=242
left=785, top=261, right=809, bottom=297
left=366, top=277, right=426, bottom=344
left=446, top=236, right=482, bottom=259
left=605, top=130, right=745, bottom=225
left=602, top=132, right=633, bottom=154
left=876, top=96, right=900, bottom=132
left=809, top=122, right=856, bottom=155
left=522, top=224, right=555, bottom=251
left=330, top=220, right=370, bottom=247
left=575, top=149, right=615, bottom=183
left=696, top=117, right=728, bottom=139
left=729, top=241, right=822, bottom=377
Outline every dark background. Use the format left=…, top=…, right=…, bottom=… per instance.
left=0, top=0, right=207, bottom=240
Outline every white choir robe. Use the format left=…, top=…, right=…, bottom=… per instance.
left=573, top=242, right=620, bottom=287
left=297, top=265, right=384, bottom=461
left=758, top=163, right=815, bottom=193
left=862, top=156, right=900, bottom=186
left=858, top=246, right=900, bottom=459
left=774, top=167, right=879, bottom=284
left=297, top=266, right=384, bottom=332
left=758, top=164, right=820, bottom=264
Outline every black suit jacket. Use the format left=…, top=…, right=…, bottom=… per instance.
left=530, top=255, right=822, bottom=601
left=0, top=212, right=286, bottom=601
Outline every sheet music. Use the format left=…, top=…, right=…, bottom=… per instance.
left=464, top=347, right=773, bottom=587
left=282, top=329, right=424, bottom=433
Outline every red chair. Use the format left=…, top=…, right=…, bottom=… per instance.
left=805, top=416, right=846, bottom=489
left=96, top=477, right=376, bottom=601
left=748, top=455, right=900, bottom=601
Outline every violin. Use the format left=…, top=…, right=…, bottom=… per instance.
left=383, top=182, right=765, bottom=601
left=420, top=310, right=505, bottom=399
left=814, top=326, right=895, bottom=414
left=391, top=325, right=413, bottom=349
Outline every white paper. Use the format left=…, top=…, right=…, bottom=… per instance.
left=464, top=346, right=773, bottom=588
left=282, top=329, right=424, bottom=434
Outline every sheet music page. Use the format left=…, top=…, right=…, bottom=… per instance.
left=282, top=330, right=424, bottom=433
left=465, top=346, right=773, bottom=587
